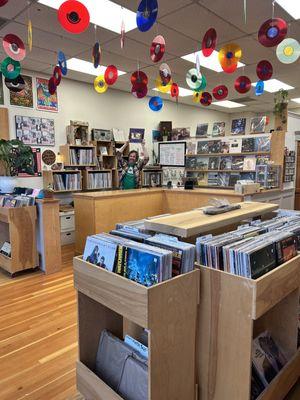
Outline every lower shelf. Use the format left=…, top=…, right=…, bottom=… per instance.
left=77, top=361, right=123, bottom=400
left=0, top=252, right=11, bottom=272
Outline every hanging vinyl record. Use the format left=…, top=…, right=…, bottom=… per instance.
left=0, top=0, right=9, bottom=6
left=255, top=80, right=264, bottom=96
left=58, top=51, right=68, bottom=76
left=53, top=66, right=62, bottom=86
left=256, top=60, right=273, bottom=81
left=193, top=91, right=202, bottom=103
left=4, top=75, right=25, bottom=92
left=92, top=42, right=101, bottom=69
left=48, top=76, right=57, bottom=95
left=104, top=65, right=118, bottom=85
left=186, top=68, right=202, bottom=90
left=202, top=28, right=217, bottom=57
left=155, top=76, right=172, bottom=93
left=131, top=82, right=148, bottom=99
left=3, top=34, right=26, bottom=61
left=28, top=19, right=33, bottom=52
left=94, top=75, right=108, bottom=94
left=170, top=83, right=179, bottom=98
left=219, top=43, right=242, bottom=73
left=149, top=96, right=163, bottom=111
left=258, top=18, right=287, bottom=48
left=150, top=35, right=165, bottom=63
left=159, top=63, right=171, bottom=85
left=195, top=74, right=207, bottom=92
left=58, top=0, right=90, bottom=34
left=1, top=57, right=21, bottom=80
left=131, top=70, right=148, bottom=86
left=213, top=85, right=228, bottom=100
left=234, top=76, right=251, bottom=94
left=276, top=38, right=300, bottom=64
left=136, top=0, right=158, bottom=32
left=200, top=92, right=212, bottom=106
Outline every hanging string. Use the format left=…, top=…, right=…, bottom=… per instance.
left=94, top=24, right=97, bottom=43
left=120, top=6, right=125, bottom=49
left=27, top=0, right=33, bottom=52
left=272, top=0, right=275, bottom=19
left=243, top=0, right=247, bottom=24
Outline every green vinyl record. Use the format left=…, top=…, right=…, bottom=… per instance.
left=194, top=74, right=207, bottom=92
left=1, top=57, right=21, bottom=80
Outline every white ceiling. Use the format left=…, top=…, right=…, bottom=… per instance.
left=1, top=0, right=300, bottom=113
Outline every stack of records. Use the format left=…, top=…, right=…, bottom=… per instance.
left=115, top=214, right=171, bottom=235
left=0, top=194, right=36, bottom=207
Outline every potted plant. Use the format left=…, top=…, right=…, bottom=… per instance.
left=0, top=139, right=34, bottom=193
left=274, top=89, right=289, bottom=131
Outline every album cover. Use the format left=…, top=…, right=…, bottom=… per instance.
left=212, top=122, right=226, bottom=137
left=126, top=248, right=160, bottom=287
left=241, top=171, right=256, bottom=181
left=186, top=141, right=196, bottom=155
left=231, top=156, right=244, bottom=170
left=129, top=128, right=145, bottom=143
left=83, top=236, right=118, bottom=272
left=208, top=157, right=220, bottom=170
left=220, top=140, right=230, bottom=154
left=207, top=172, right=219, bottom=186
left=152, top=130, right=162, bottom=142
left=229, top=138, right=242, bottom=153
left=242, top=138, right=255, bottom=153
left=196, top=123, right=209, bottom=138
left=229, top=173, right=241, bottom=187
left=208, top=140, right=221, bottom=154
left=17, top=147, right=42, bottom=177
left=171, top=127, right=190, bottom=141
left=250, top=116, right=267, bottom=134
left=197, top=141, right=209, bottom=154
left=231, top=118, right=246, bottom=135
left=251, top=365, right=266, bottom=400
left=219, top=156, right=232, bottom=170
left=36, top=77, right=58, bottom=112
left=218, top=172, right=230, bottom=187
left=243, top=156, right=257, bottom=171
left=249, top=243, right=277, bottom=279
left=10, top=75, right=33, bottom=108
left=0, top=73, right=4, bottom=106
left=160, top=121, right=172, bottom=140
left=255, top=137, right=271, bottom=152
left=256, top=156, right=270, bottom=165
left=197, top=157, right=209, bottom=170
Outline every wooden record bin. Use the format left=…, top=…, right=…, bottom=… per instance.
left=0, top=206, right=38, bottom=274
left=73, top=256, right=200, bottom=400
left=196, top=256, right=300, bottom=400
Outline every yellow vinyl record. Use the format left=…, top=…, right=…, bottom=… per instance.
left=218, top=43, right=242, bottom=73
left=94, top=75, right=108, bottom=93
left=155, top=76, right=172, bottom=93
left=28, top=19, right=33, bottom=52
left=193, top=91, right=202, bottom=103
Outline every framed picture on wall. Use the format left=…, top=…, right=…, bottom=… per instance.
left=15, top=115, right=55, bottom=146
left=10, top=75, right=33, bottom=108
left=171, top=127, right=190, bottom=141
left=159, top=141, right=186, bottom=167
left=36, top=77, right=58, bottom=112
left=18, top=147, right=42, bottom=177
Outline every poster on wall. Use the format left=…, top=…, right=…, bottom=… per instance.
left=0, top=73, right=4, bottom=105
left=18, top=147, right=42, bottom=177
left=36, top=77, right=58, bottom=112
left=15, top=115, right=55, bottom=146
left=129, top=128, right=145, bottom=143
left=10, top=75, right=33, bottom=108
left=159, top=142, right=186, bottom=167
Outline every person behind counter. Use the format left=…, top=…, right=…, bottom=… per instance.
left=117, top=140, right=149, bottom=190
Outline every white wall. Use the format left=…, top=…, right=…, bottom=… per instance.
left=1, top=69, right=232, bottom=189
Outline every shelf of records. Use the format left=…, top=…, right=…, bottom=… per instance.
left=283, top=150, right=296, bottom=183
left=142, top=167, right=163, bottom=188
left=82, top=170, right=113, bottom=190
left=0, top=193, right=37, bottom=207
left=59, top=144, right=97, bottom=167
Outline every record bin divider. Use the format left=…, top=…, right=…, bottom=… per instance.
left=195, top=254, right=300, bottom=400
left=73, top=256, right=200, bottom=400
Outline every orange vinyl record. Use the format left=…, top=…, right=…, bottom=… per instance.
left=170, top=83, right=179, bottom=98
left=104, top=65, right=118, bottom=85
left=218, top=43, right=242, bottom=73
left=58, top=0, right=90, bottom=34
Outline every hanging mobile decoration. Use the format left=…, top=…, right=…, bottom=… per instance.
left=200, top=92, right=212, bottom=106
left=243, top=0, right=247, bottom=24
left=218, top=43, right=242, bottom=73
left=195, top=75, right=207, bottom=92
left=202, top=28, right=217, bottom=57
left=52, top=66, right=62, bottom=86
left=27, top=0, right=33, bottom=52
left=196, top=53, right=201, bottom=74
left=255, top=81, right=264, bottom=96
left=258, top=18, right=287, bottom=48
left=186, top=68, right=202, bottom=90
left=149, top=96, right=163, bottom=111
left=193, top=91, right=202, bottom=103
left=131, top=70, right=148, bottom=86
left=276, top=38, right=300, bottom=64
left=94, top=75, right=108, bottom=94
left=93, top=42, right=101, bottom=69
left=58, top=51, right=68, bottom=76
left=1, top=57, right=21, bottom=80
left=212, top=85, right=228, bottom=100
left=170, top=83, right=179, bottom=98
left=4, top=75, right=25, bottom=92
left=3, top=34, right=26, bottom=61
left=256, top=60, right=273, bottom=81
left=234, top=76, right=251, bottom=94
left=48, top=76, right=57, bottom=95
left=136, top=0, right=158, bottom=32
left=150, top=35, right=165, bottom=62
left=155, top=76, right=172, bottom=93
left=159, top=63, right=171, bottom=85
left=104, top=65, right=118, bottom=86
left=132, top=82, right=148, bottom=98
left=58, top=0, right=90, bottom=34
left=0, top=0, right=9, bottom=6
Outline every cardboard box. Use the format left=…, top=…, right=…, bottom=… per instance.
left=235, top=183, right=261, bottom=195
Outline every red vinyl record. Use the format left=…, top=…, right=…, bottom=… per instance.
left=104, top=65, right=118, bottom=86
left=256, top=60, right=273, bottom=81
left=0, top=0, right=8, bottom=6
left=150, top=35, right=165, bottom=63
left=258, top=18, right=287, bottom=48
left=234, top=76, right=251, bottom=94
left=48, top=76, right=57, bottom=95
left=200, top=92, right=212, bottom=106
left=131, top=82, right=148, bottom=99
left=131, top=70, right=148, bottom=86
left=212, top=85, right=228, bottom=100
left=53, top=66, right=62, bottom=86
left=58, top=0, right=90, bottom=34
left=159, top=63, right=171, bottom=85
left=170, top=83, right=179, bottom=98
left=202, top=28, right=217, bottom=57
left=3, top=34, right=26, bottom=61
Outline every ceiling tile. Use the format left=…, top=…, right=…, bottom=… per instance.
left=0, top=0, right=29, bottom=20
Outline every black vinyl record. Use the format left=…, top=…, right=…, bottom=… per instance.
left=5, top=75, right=25, bottom=92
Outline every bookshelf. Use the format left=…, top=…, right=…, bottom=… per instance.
left=43, top=170, right=82, bottom=193
left=59, top=144, right=97, bottom=167
left=0, top=206, right=38, bottom=275
left=82, top=169, right=113, bottom=190
left=73, top=256, right=199, bottom=400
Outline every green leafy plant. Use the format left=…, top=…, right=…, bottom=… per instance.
left=274, top=89, right=289, bottom=124
left=0, top=139, right=35, bottom=176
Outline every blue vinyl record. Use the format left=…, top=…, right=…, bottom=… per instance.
left=149, top=96, right=163, bottom=111
left=137, top=0, right=158, bottom=32
left=255, top=80, right=264, bottom=96
left=58, top=51, right=67, bottom=76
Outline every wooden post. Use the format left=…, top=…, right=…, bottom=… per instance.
left=0, top=108, right=9, bottom=140
left=36, top=199, right=62, bottom=274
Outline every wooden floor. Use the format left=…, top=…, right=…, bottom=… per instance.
left=0, top=245, right=299, bottom=400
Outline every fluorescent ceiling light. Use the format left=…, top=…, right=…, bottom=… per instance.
left=38, top=0, right=137, bottom=33
left=152, top=87, right=194, bottom=97
left=251, top=79, right=294, bottom=93
left=67, top=58, right=126, bottom=76
left=181, top=50, right=245, bottom=72
left=275, top=0, right=300, bottom=19
left=291, top=98, right=300, bottom=104
left=212, top=100, right=246, bottom=109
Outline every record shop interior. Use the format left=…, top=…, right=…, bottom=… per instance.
left=1, top=0, right=300, bottom=399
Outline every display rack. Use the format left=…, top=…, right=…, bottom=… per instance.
left=59, top=144, right=97, bottom=167
left=43, top=170, right=82, bottom=193
left=0, top=206, right=38, bottom=274
left=82, top=169, right=113, bottom=190
left=283, top=150, right=296, bottom=183
left=73, top=256, right=199, bottom=400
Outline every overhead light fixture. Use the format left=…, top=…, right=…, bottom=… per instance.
left=251, top=79, right=294, bottom=93
left=291, top=98, right=300, bottom=104
left=275, top=0, right=300, bottom=20
left=38, top=0, right=137, bottom=33
left=181, top=50, right=245, bottom=72
left=212, top=100, right=246, bottom=108
left=152, top=87, right=194, bottom=97
left=67, top=58, right=126, bottom=76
